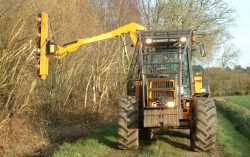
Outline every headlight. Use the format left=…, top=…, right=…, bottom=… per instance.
left=166, top=101, right=175, bottom=108
left=146, top=38, right=153, bottom=44
left=180, top=37, right=187, bottom=42
left=200, top=88, right=206, bottom=93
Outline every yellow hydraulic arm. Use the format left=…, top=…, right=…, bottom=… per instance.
left=36, top=11, right=147, bottom=80
left=53, top=23, right=146, bottom=58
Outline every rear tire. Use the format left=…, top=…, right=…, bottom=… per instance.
left=190, top=97, right=217, bottom=152
left=118, top=96, right=139, bottom=149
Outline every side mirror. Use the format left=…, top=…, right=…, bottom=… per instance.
left=199, top=44, right=206, bottom=57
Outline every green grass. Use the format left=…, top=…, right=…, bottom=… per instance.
left=53, top=113, right=250, bottom=157
left=53, top=125, right=210, bottom=157
left=216, top=111, right=250, bottom=157
left=53, top=96, right=250, bottom=157
left=215, top=96, right=250, bottom=140
left=53, top=125, right=117, bottom=157
left=224, top=95, right=250, bottom=109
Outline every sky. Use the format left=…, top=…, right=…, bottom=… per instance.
left=230, top=0, right=250, bottom=68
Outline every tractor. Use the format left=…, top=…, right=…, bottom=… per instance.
left=37, top=12, right=216, bottom=152
left=118, top=30, right=216, bottom=151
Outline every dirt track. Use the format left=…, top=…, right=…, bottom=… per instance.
left=48, top=99, right=250, bottom=157
left=103, top=129, right=221, bottom=157
left=52, top=121, right=224, bottom=157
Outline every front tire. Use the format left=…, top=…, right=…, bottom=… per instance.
left=190, top=97, right=217, bottom=152
left=117, top=96, right=139, bottom=149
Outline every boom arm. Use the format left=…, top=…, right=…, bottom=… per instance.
left=36, top=12, right=147, bottom=80
left=53, top=23, right=146, bottom=58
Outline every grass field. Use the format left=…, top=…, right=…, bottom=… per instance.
left=52, top=124, right=211, bottom=157
left=52, top=96, right=250, bottom=157
left=223, top=95, right=250, bottom=109
left=215, top=96, right=250, bottom=140
left=216, top=110, right=250, bottom=157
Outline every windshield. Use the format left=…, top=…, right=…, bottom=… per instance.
left=142, top=46, right=191, bottom=96
left=142, top=47, right=178, bottom=78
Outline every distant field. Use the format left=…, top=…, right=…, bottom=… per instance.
left=223, top=95, right=250, bottom=109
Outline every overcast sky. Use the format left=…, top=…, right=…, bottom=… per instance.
left=231, top=0, right=250, bottom=68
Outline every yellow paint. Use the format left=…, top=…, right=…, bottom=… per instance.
left=194, top=73, right=202, bottom=94
left=38, top=11, right=147, bottom=80
left=55, top=22, right=147, bottom=58
left=183, top=101, right=190, bottom=119
left=39, top=12, right=49, bottom=80
left=50, top=44, right=55, bottom=53
left=147, top=80, right=175, bottom=106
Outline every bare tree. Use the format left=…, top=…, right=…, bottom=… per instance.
left=0, top=0, right=37, bottom=125
left=219, top=43, right=239, bottom=68
left=140, top=0, right=235, bottom=63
